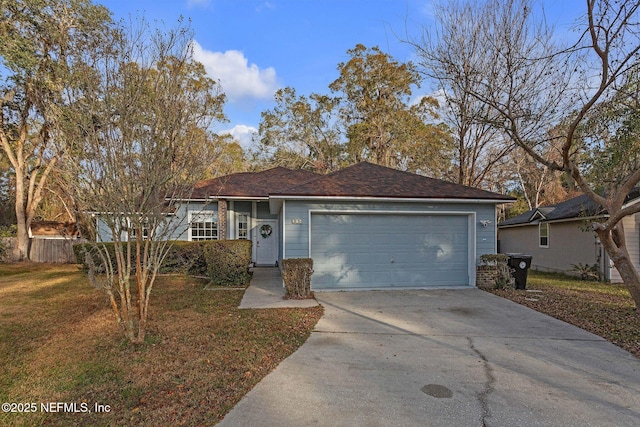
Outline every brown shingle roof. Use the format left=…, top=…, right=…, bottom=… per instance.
left=191, top=167, right=320, bottom=199
left=272, top=162, right=514, bottom=200
left=191, top=162, right=514, bottom=201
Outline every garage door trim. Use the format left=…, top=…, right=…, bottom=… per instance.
left=308, top=209, right=477, bottom=288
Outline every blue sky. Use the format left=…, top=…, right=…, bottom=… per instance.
left=98, top=0, right=586, bottom=148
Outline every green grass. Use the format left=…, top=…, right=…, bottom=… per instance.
left=487, top=270, right=639, bottom=357
left=0, top=263, right=323, bottom=426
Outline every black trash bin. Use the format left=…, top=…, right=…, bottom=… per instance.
left=506, top=254, right=532, bottom=290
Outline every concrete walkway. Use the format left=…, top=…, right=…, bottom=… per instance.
left=238, top=267, right=319, bottom=309
left=220, top=288, right=640, bottom=426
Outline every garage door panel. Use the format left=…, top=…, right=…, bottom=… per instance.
left=311, top=213, right=470, bottom=289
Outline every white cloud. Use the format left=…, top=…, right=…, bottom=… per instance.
left=411, top=89, right=447, bottom=108
left=220, top=125, right=258, bottom=150
left=191, top=40, right=278, bottom=103
left=186, top=0, right=211, bottom=9
left=256, top=2, right=276, bottom=12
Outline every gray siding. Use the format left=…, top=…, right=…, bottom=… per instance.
left=95, top=201, right=217, bottom=242
left=173, top=202, right=218, bottom=240
left=499, top=219, right=622, bottom=281
left=233, top=201, right=252, bottom=213
left=96, top=217, right=113, bottom=242
left=257, top=201, right=277, bottom=219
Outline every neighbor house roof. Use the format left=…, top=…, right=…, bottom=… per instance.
left=499, top=194, right=606, bottom=227
left=271, top=162, right=515, bottom=201
left=192, top=167, right=321, bottom=199
left=29, top=221, right=79, bottom=238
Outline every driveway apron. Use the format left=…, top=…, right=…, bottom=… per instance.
left=218, top=289, right=640, bottom=426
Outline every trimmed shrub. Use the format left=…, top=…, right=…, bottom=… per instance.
left=73, top=242, right=118, bottom=273
left=282, top=258, right=313, bottom=299
left=203, top=240, right=252, bottom=286
left=74, top=241, right=207, bottom=275
left=160, top=241, right=208, bottom=276
left=74, top=240, right=252, bottom=285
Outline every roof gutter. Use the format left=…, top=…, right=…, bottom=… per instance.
left=268, top=195, right=514, bottom=204
left=209, top=196, right=270, bottom=201
left=498, top=214, right=607, bottom=228
left=268, top=195, right=513, bottom=215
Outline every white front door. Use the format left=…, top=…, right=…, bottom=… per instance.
left=255, top=219, right=278, bottom=266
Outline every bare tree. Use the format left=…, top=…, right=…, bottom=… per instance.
left=413, top=1, right=512, bottom=188
left=420, top=0, right=640, bottom=308
left=511, top=126, right=572, bottom=210
left=64, top=18, right=226, bottom=343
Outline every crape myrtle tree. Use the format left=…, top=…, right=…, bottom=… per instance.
left=419, top=0, right=640, bottom=308
left=0, top=0, right=112, bottom=260
left=63, top=18, right=226, bottom=343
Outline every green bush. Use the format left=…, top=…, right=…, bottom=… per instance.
left=570, top=263, right=601, bottom=281
left=0, top=238, right=8, bottom=262
left=0, top=225, right=17, bottom=237
left=203, top=240, right=252, bottom=286
left=73, top=242, right=118, bottom=273
left=0, top=227, right=16, bottom=261
left=75, top=240, right=252, bottom=286
left=74, top=242, right=205, bottom=275
left=282, top=258, right=313, bottom=299
left=159, top=241, right=208, bottom=276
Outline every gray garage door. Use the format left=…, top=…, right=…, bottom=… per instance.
left=310, top=213, right=470, bottom=289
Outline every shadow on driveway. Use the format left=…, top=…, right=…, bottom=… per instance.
left=219, top=289, right=640, bottom=426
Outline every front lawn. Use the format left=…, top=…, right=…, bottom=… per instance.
left=0, top=263, right=323, bottom=426
left=485, top=271, right=639, bottom=357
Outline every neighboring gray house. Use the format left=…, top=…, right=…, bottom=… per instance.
left=498, top=193, right=640, bottom=282
left=98, top=162, right=514, bottom=290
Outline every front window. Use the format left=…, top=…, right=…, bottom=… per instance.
left=237, top=213, right=248, bottom=239
left=539, top=223, right=549, bottom=247
left=128, top=218, right=152, bottom=241
left=189, top=211, right=218, bottom=241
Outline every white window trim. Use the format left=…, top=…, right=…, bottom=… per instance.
left=188, top=211, right=219, bottom=241
left=236, top=213, right=249, bottom=240
left=127, top=217, right=152, bottom=241
left=539, top=222, right=549, bottom=248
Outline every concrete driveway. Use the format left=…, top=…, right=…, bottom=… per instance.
left=219, top=289, right=640, bottom=426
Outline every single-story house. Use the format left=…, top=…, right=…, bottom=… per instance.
left=498, top=193, right=640, bottom=282
left=98, top=162, right=514, bottom=290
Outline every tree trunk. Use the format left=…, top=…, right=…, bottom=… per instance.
left=13, top=175, right=30, bottom=261
left=14, top=220, right=30, bottom=262
left=612, top=256, right=640, bottom=311
left=596, top=228, right=640, bottom=311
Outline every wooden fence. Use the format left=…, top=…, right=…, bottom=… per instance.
left=1, top=237, right=86, bottom=263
